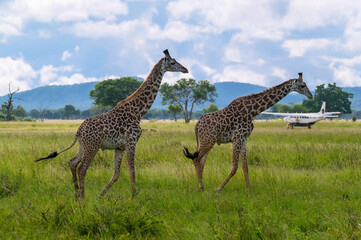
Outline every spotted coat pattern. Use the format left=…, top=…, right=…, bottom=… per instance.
left=184, top=73, right=313, bottom=191
left=64, top=50, right=188, bottom=198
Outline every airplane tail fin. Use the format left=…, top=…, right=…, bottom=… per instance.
left=319, top=102, right=326, bottom=114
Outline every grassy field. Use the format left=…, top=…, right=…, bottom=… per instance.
left=1, top=119, right=361, bottom=239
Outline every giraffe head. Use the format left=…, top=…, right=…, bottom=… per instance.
left=162, top=49, right=188, bottom=73
left=291, top=72, right=313, bottom=99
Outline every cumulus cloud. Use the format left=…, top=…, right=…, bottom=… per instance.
left=212, top=65, right=268, bottom=86
left=271, top=67, right=288, bottom=80
left=39, top=65, right=73, bottom=85
left=167, top=0, right=285, bottom=41
left=0, top=0, right=128, bottom=38
left=224, top=46, right=242, bottom=63
left=52, top=73, right=98, bottom=85
left=69, top=19, right=163, bottom=41
left=329, top=64, right=361, bottom=87
left=282, top=38, right=338, bottom=57
left=322, top=55, right=361, bottom=87
left=0, top=57, right=37, bottom=95
left=61, top=51, right=72, bottom=61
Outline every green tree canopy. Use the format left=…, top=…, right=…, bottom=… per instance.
left=203, top=104, right=219, bottom=114
left=160, top=78, right=217, bottom=123
left=167, top=105, right=182, bottom=122
left=13, top=105, right=27, bottom=118
left=302, top=83, right=352, bottom=113
left=90, top=77, right=143, bottom=107
left=62, top=105, right=80, bottom=119
left=29, top=109, right=40, bottom=119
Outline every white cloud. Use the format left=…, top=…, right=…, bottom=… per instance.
left=39, top=65, right=73, bottom=85
left=38, top=29, right=52, bottom=39
left=281, top=0, right=352, bottom=30
left=69, top=19, right=163, bottom=41
left=0, top=0, right=128, bottom=38
left=167, top=0, right=285, bottom=41
left=212, top=65, right=268, bottom=86
left=0, top=57, right=37, bottom=95
left=282, top=38, right=338, bottom=57
left=329, top=63, right=361, bottom=87
left=224, top=46, right=242, bottom=63
left=343, top=11, right=361, bottom=51
left=51, top=73, right=98, bottom=85
left=5, top=0, right=128, bottom=22
left=61, top=50, right=72, bottom=61
left=271, top=67, right=288, bottom=80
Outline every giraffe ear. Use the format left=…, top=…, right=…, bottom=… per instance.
left=163, top=49, right=171, bottom=59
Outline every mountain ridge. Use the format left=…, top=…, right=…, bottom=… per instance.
left=1, top=81, right=360, bottom=111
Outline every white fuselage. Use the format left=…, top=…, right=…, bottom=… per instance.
left=283, top=115, right=324, bottom=125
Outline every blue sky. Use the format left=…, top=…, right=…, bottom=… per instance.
left=1, top=0, right=361, bottom=96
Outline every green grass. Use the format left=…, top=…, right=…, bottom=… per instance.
left=1, top=119, right=361, bottom=239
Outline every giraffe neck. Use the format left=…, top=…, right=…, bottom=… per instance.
left=247, top=79, right=294, bottom=117
left=113, top=59, right=165, bottom=118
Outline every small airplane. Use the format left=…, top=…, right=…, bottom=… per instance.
left=262, top=102, right=341, bottom=129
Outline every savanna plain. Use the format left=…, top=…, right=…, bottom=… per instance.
left=1, top=120, right=361, bottom=239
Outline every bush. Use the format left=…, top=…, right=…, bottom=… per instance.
left=22, top=118, right=35, bottom=122
left=352, top=116, right=357, bottom=122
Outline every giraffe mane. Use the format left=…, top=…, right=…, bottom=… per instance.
left=115, top=59, right=163, bottom=108
left=241, top=78, right=295, bottom=100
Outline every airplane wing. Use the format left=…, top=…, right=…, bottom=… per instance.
left=323, top=112, right=341, bottom=115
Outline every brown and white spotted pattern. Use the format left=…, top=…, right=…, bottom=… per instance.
left=38, top=50, right=188, bottom=198
left=184, top=73, right=312, bottom=191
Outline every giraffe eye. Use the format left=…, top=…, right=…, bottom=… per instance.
left=170, top=61, right=175, bottom=65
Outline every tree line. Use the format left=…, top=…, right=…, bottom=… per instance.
left=1, top=77, right=355, bottom=122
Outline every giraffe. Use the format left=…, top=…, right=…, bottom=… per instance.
left=183, top=73, right=312, bottom=191
left=36, top=49, right=188, bottom=198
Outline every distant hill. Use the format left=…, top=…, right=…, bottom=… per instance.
left=1, top=81, right=360, bottom=111
left=0, top=82, right=98, bottom=111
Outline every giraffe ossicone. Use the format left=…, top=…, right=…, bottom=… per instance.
left=36, top=49, right=188, bottom=199
left=184, top=73, right=312, bottom=191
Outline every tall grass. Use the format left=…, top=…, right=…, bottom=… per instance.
left=0, top=120, right=361, bottom=239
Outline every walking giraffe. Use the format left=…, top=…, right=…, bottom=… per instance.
left=36, top=49, right=188, bottom=198
left=184, top=73, right=313, bottom=191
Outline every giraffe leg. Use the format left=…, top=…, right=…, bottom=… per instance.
left=76, top=147, right=99, bottom=199
left=100, top=149, right=124, bottom=197
left=195, top=153, right=208, bottom=190
left=126, top=143, right=137, bottom=196
left=240, top=141, right=250, bottom=189
left=216, top=141, right=241, bottom=192
left=68, top=153, right=81, bottom=193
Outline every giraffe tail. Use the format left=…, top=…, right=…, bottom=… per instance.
left=35, top=137, right=78, bottom=162
left=183, top=147, right=199, bottom=160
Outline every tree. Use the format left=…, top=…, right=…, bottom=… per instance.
left=302, top=83, right=352, bottom=113
left=89, top=77, right=143, bottom=107
left=13, top=105, right=27, bottom=118
left=2, top=82, right=21, bottom=121
left=160, top=78, right=217, bottom=123
left=203, top=104, right=219, bottom=114
left=62, top=105, right=79, bottom=119
left=167, top=105, right=182, bottom=122
left=29, top=109, right=40, bottom=119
